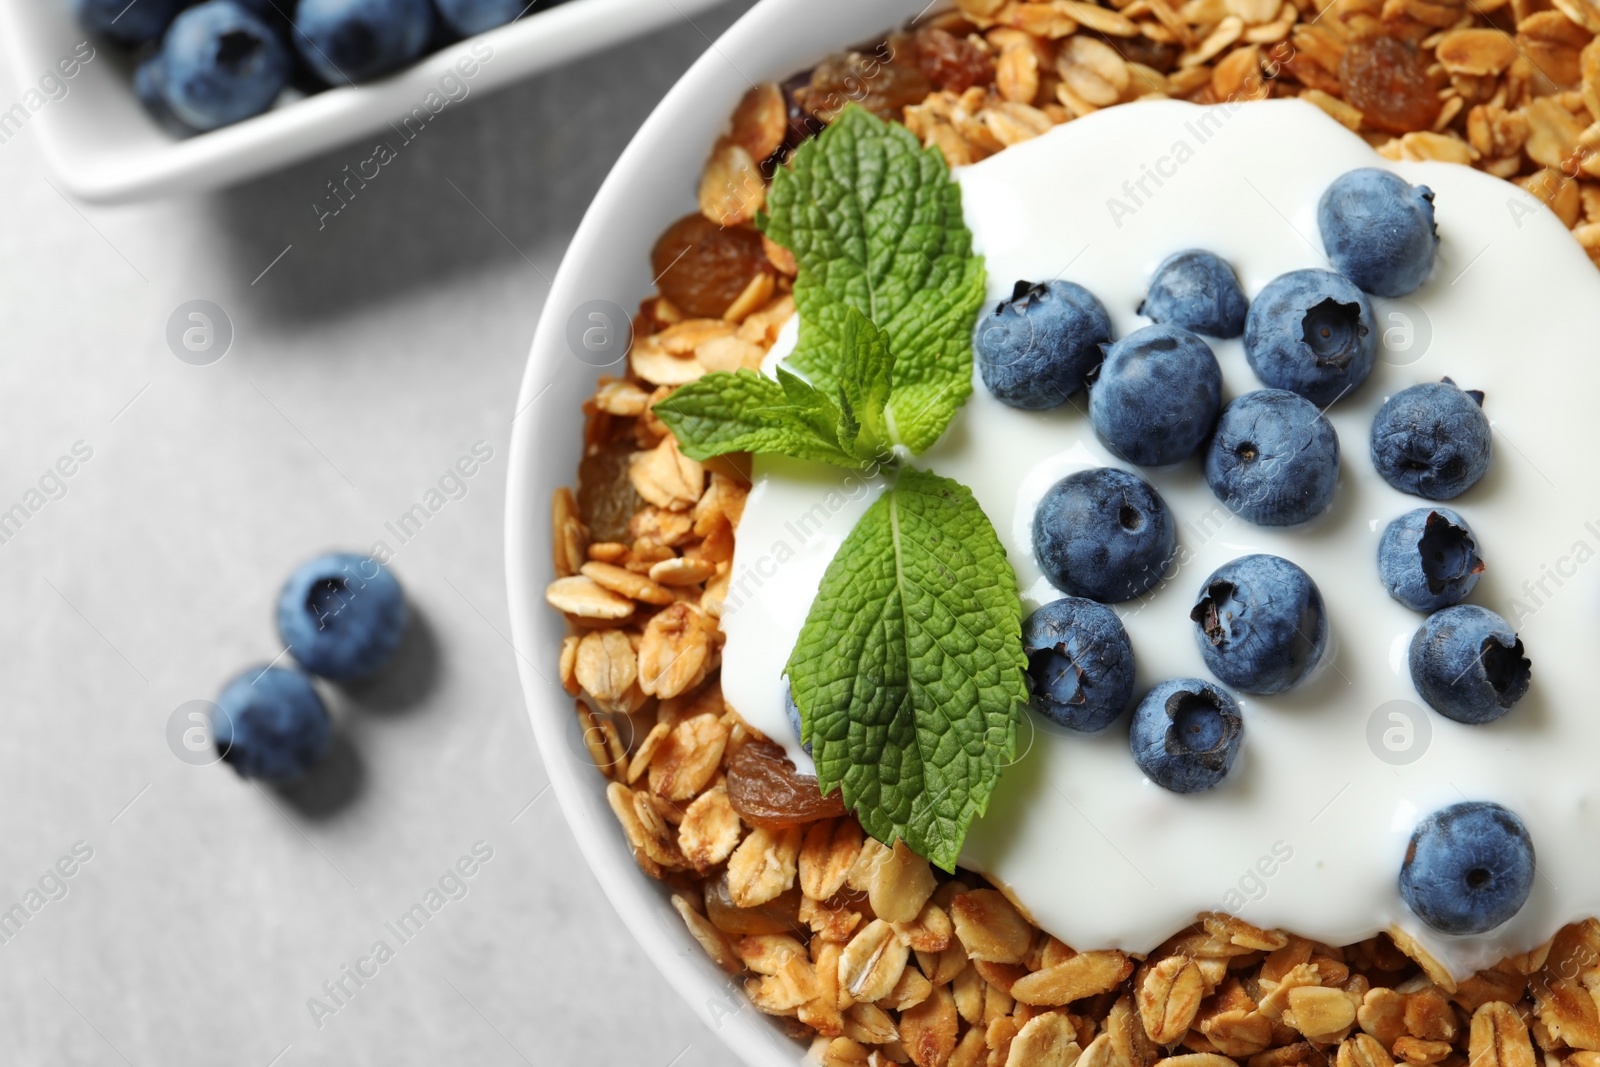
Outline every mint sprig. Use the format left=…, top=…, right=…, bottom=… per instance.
left=654, top=105, right=1025, bottom=870
left=786, top=469, right=1028, bottom=872
left=654, top=308, right=894, bottom=469
left=762, top=104, right=987, bottom=454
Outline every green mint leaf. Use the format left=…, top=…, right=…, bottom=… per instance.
left=837, top=308, right=893, bottom=460
left=785, top=468, right=1028, bottom=871
left=762, top=104, right=986, bottom=454
left=653, top=370, right=861, bottom=468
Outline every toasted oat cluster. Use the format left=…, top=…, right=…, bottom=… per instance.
left=544, top=13, right=1600, bottom=1065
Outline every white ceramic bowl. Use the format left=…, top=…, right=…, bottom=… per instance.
left=0, top=0, right=726, bottom=203
left=504, top=0, right=928, bottom=1060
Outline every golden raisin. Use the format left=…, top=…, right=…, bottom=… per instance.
left=649, top=213, right=770, bottom=319
left=704, top=873, right=803, bottom=934
left=577, top=438, right=644, bottom=543
left=916, top=27, right=994, bottom=93
left=726, top=740, right=848, bottom=828
left=1340, top=35, right=1441, bottom=134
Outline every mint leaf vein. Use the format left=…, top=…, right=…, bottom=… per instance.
left=785, top=468, right=1028, bottom=871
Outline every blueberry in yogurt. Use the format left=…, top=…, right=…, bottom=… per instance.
left=1244, top=269, right=1376, bottom=407
left=1378, top=507, right=1484, bottom=612
left=1023, top=597, right=1136, bottom=732
left=277, top=551, right=407, bottom=681
left=214, top=665, right=333, bottom=782
left=1409, top=604, right=1529, bottom=724
left=1089, top=324, right=1222, bottom=466
left=1318, top=168, right=1438, bottom=297
left=782, top=681, right=811, bottom=755
left=1205, top=389, right=1340, bottom=527
left=1129, top=678, right=1243, bottom=793
left=1370, top=379, right=1492, bottom=500
left=1400, top=801, right=1535, bottom=935
left=1140, top=249, right=1249, bottom=338
left=1190, top=555, right=1327, bottom=695
left=160, top=0, right=291, bottom=131
left=1033, top=468, right=1176, bottom=603
left=973, top=280, right=1113, bottom=410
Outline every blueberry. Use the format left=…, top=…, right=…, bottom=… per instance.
left=1089, top=324, right=1222, bottom=466
left=1370, top=379, right=1492, bottom=500
left=1033, top=468, right=1176, bottom=603
left=1319, top=168, right=1438, bottom=298
left=277, top=552, right=407, bottom=680
left=1140, top=250, right=1249, bottom=338
left=1400, top=801, right=1535, bottom=935
left=134, top=52, right=199, bottom=137
left=973, top=280, right=1114, bottom=410
left=1129, top=678, right=1243, bottom=793
left=213, top=666, right=333, bottom=781
left=1244, top=269, right=1377, bottom=407
left=1379, top=507, right=1484, bottom=612
left=1190, top=555, right=1327, bottom=695
left=434, top=0, right=524, bottom=34
left=782, top=681, right=811, bottom=756
left=1408, top=604, right=1529, bottom=724
left=160, top=1, right=291, bottom=131
left=1205, top=389, right=1340, bottom=527
left=292, top=0, right=433, bottom=84
left=1023, top=597, right=1135, bottom=731
left=73, top=0, right=187, bottom=44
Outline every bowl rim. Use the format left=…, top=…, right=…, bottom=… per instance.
left=502, top=0, right=933, bottom=1061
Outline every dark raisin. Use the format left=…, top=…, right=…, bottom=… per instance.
left=649, top=213, right=769, bottom=319
left=793, top=51, right=932, bottom=125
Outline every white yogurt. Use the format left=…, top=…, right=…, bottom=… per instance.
left=719, top=98, right=1600, bottom=978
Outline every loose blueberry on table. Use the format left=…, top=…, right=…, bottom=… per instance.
left=1371, top=378, right=1493, bottom=501
left=213, top=665, right=333, bottom=782
left=1022, top=597, right=1136, bottom=732
left=1400, top=801, right=1536, bottom=935
left=1088, top=323, right=1222, bottom=467
left=1129, top=679, right=1243, bottom=793
left=277, top=551, right=408, bottom=681
left=1378, top=506, right=1485, bottom=612
left=1190, top=554, right=1328, bottom=696
left=1409, top=604, right=1531, bottom=724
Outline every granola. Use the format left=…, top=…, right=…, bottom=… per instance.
left=541, top=6, right=1600, bottom=1061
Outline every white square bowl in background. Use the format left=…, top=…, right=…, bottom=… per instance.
left=0, top=0, right=728, bottom=202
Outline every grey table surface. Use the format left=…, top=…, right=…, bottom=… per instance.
left=0, top=7, right=756, bottom=1064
